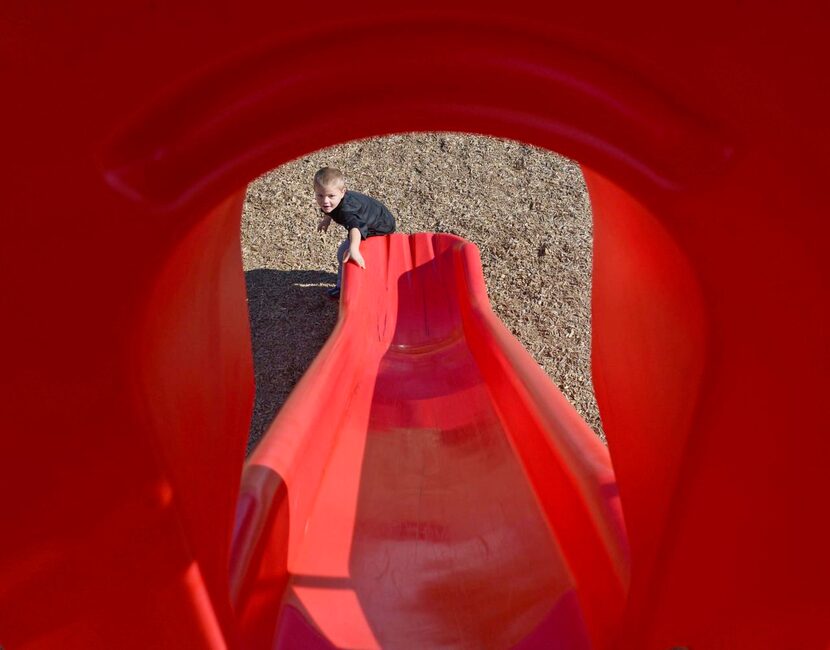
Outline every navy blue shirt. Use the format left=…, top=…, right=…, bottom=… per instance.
left=328, top=190, right=396, bottom=240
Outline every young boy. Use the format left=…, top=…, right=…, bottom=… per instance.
left=314, top=167, right=396, bottom=298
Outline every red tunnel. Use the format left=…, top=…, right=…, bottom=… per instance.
left=1, top=3, right=828, bottom=649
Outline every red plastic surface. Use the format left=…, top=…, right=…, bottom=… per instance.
left=2, top=3, right=829, bottom=649
left=232, top=233, right=628, bottom=648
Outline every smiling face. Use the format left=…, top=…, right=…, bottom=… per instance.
left=314, top=181, right=346, bottom=213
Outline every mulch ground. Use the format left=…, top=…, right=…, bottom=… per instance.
left=241, top=133, right=601, bottom=453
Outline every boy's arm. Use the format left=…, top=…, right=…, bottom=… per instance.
left=317, top=214, right=331, bottom=232
left=342, top=227, right=366, bottom=269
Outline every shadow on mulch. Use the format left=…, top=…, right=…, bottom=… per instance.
left=245, top=268, right=339, bottom=454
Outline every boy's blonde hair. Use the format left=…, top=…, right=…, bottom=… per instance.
left=314, top=167, right=346, bottom=188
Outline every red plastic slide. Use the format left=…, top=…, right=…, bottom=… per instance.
left=231, top=233, right=628, bottom=648
left=2, top=2, right=829, bottom=649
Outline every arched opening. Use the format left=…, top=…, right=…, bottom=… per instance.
left=242, top=133, right=601, bottom=451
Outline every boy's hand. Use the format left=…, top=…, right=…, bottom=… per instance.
left=343, top=248, right=366, bottom=269
left=317, top=216, right=331, bottom=232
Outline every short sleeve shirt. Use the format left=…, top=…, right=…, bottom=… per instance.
left=328, top=191, right=396, bottom=240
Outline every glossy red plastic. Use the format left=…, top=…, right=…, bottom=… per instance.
left=2, top=2, right=829, bottom=649
left=232, top=233, right=628, bottom=648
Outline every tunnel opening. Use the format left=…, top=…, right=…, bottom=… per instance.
left=242, top=132, right=603, bottom=453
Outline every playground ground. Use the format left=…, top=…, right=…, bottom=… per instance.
left=241, top=133, right=600, bottom=452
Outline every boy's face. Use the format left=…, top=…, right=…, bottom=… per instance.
left=314, top=182, right=346, bottom=213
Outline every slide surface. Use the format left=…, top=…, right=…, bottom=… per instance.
left=231, top=233, right=628, bottom=649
